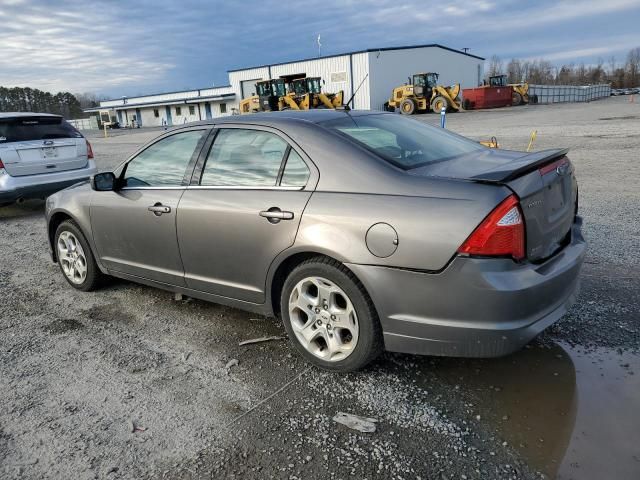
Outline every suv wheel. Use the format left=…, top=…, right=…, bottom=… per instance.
left=281, top=257, right=383, bottom=372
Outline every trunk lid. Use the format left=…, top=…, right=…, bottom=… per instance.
left=0, top=115, right=87, bottom=176
left=410, top=148, right=578, bottom=261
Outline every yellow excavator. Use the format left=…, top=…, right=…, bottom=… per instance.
left=488, top=75, right=532, bottom=106
left=385, top=72, right=461, bottom=114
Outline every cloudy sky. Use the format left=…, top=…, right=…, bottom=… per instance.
left=1, top=0, right=639, bottom=98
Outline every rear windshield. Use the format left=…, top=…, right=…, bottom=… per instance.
left=0, top=116, right=82, bottom=143
left=320, top=114, right=484, bottom=170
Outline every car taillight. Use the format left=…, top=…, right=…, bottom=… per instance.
left=0, top=158, right=4, bottom=168
left=458, top=194, right=525, bottom=261
left=86, top=140, right=94, bottom=159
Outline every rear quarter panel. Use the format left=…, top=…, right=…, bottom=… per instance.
left=295, top=179, right=510, bottom=272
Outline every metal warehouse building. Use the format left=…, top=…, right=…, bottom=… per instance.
left=87, top=44, right=484, bottom=127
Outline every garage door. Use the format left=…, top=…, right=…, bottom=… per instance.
left=241, top=79, right=261, bottom=99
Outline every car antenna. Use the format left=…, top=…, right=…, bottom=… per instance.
left=340, top=74, right=369, bottom=111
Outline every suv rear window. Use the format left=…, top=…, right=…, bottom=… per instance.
left=320, top=114, right=484, bottom=170
left=0, top=116, right=82, bottom=143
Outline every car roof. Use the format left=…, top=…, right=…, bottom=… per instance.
left=0, top=112, right=63, bottom=119
left=172, top=109, right=392, bottom=130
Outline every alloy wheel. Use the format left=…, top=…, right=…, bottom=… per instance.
left=57, top=231, right=88, bottom=285
left=288, top=276, right=359, bottom=362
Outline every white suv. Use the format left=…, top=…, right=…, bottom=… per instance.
left=0, top=112, right=97, bottom=206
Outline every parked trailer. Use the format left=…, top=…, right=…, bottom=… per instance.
left=462, top=86, right=512, bottom=110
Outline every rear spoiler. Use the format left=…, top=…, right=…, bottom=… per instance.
left=471, top=148, right=570, bottom=183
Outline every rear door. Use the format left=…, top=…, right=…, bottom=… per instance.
left=0, top=116, right=87, bottom=176
left=91, top=128, right=209, bottom=285
left=177, top=126, right=317, bottom=303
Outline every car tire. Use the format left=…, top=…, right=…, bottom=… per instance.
left=54, top=220, right=105, bottom=292
left=280, top=256, right=383, bottom=372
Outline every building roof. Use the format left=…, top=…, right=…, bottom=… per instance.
left=87, top=92, right=235, bottom=112
left=228, top=43, right=484, bottom=72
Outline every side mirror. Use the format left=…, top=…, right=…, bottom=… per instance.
left=90, top=172, right=116, bottom=191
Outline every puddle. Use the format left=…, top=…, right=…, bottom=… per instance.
left=430, top=343, right=640, bottom=479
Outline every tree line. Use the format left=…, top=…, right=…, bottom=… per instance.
left=486, top=47, right=640, bottom=88
left=0, top=86, right=86, bottom=119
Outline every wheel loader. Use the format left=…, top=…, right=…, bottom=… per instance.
left=240, top=77, right=344, bottom=113
left=385, top=72, right=461, bottom=114
left=288, top=77, right=344, bottom=110
left=487, top=75, right=535, bottom=106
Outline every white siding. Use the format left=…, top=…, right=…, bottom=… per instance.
left=271, top=56, right=352, bottom=103
left=367, top=47, right=484, bottom=110
left=350, top=52, right=370, bottom=109
left=228, top=67, right=270, bottom=109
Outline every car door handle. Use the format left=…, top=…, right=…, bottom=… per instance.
left=148, top=204, right=171, bottom=216
left=259, top=208, right=294, bottom=223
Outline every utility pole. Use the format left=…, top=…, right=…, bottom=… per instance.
left=317, top=35, right=322, bottom=57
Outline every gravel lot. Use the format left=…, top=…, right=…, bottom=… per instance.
left=1, top=97, right=638, bottom=479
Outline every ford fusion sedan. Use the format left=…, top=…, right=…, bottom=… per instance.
left=0, top=113, right=96, bottom=206
left=45, top=110, right=585, bottom=372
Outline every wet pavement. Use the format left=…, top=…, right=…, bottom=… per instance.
left=429, top=343, right=640, bottom=479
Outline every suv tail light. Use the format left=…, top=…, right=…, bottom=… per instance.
left=86, top=140, right=94, bottom=159
left=458, top=194, right=525, bottom=260
left=0, top=157, right=4, bottom=169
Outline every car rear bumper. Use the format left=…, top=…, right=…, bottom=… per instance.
left=0, top=161, right=96, bottom=203
left=346, top=217, right=586, bottom=358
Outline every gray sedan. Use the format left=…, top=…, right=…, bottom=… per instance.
left=45, top=110, right=585, bottom=372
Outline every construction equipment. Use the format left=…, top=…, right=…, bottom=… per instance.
left=289, top=77, right=344, bottom=109
left=240, top=77, right=344, bottom=114
left=385, top=73, right=461, bottom=114
left=239, top=79, right=287, bottom=114
left=488, top=75, right=532, bottom=106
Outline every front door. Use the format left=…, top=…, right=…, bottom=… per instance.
left=177, top=127, right=315, bottom=303
left=91, top=128, right=209, bottom=285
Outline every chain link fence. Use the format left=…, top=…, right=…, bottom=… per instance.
left=529, top=84, right=611, bottom=104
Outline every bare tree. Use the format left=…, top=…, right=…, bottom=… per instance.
left=626, top=47, right=640, bottom=87
left=490, top=47, right=639, bottom=87
left=487, top=55, right=504, bottom=79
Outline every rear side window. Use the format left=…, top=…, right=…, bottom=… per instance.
left=281, top=150, right=310, bottom=187
left=320, top=114, right=484, bottom=170
left=123, top=130, right=206, bottom=187
left=200, top=129, right=288, bottom=187
left=0, top=116, right=82, bottom=143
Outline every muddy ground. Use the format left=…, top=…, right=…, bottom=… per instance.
left=1, top=96, right=638, bottom=479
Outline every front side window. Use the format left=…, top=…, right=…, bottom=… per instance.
left=175, top=106, right=182, bottom=116
left=200, top=129, right=288, bottom=187
left=321, top=114, right=484, bottom=170
left=220, top=103, right=227, bottom=114
left=154, top=109, right=159, bottom=118
left=123, top=130, right=206, bottom=187
left=189, top=105, right=195, bottom=115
